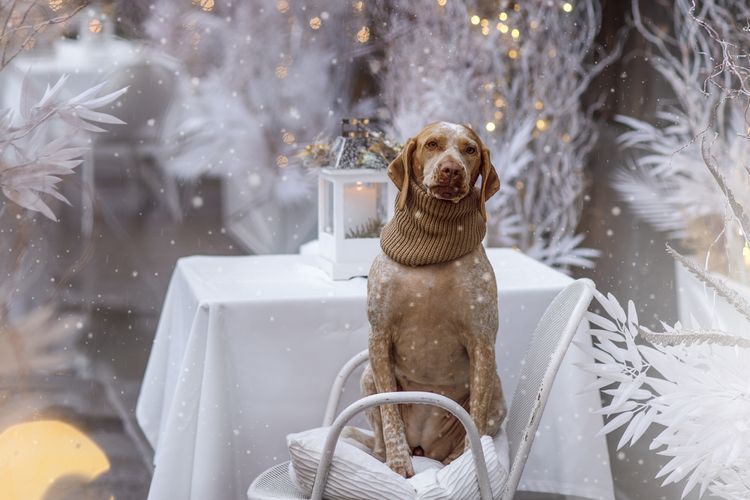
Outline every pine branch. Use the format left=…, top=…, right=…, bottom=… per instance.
left=345, top=217, right=385, bottom=239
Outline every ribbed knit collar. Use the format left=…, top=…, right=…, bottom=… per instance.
left=379, top=179, right=486, bottom=266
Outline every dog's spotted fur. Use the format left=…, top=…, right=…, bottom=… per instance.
left=362, top=122, right=505, bottom=477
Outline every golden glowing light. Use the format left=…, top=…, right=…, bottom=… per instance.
left=562, top=133, right=572, bottom=143
left=485, top=122, right=496, bottom=132
left=515, top=180, right=525, bottom=190
left=276, top=155, right=289, bottom=168
left=88, top=19, right=102, bottom=33
left=480, top=18, right=489, bottom=27
left=508, top=49, right=519, bottom=59
left=494, top=97, right=505, bottom=107
left=309, top=16, right=322, bottom=29
left=470, top=15, right=481, bottom=25
left=514, top=3, right=521, bottom=11
left=494, top=111, right=504, bottom=120
left=356, top=26, right=370, bottom=43
left=499, top=12, right=508, bottom=21
left=437, top=0, right=447, bottom=6
left=744, top=244, right=750, bottom=268
left=48, top=0, right=64, bottom=12
left=497, top=23, right=509, bottom=33
left=562, top=2, right=573, bottom=12
left=511, top=28, right=520, bottom=39
left=276, top=0, right=289, bottom=13
left=536, top=119, right=548, bottom=131
left=192, top=0, right=214, bottom=12
left=534, top=100, right=544, bottom=110
left=282, top=132, right=295, bottom=144
left=275, top=65, right=288, bottom=79
left=353, top=0, right=364, bottom=12
left=481, top=26, right=490, bottom=35
left=0, top=420, right=110, bottom=500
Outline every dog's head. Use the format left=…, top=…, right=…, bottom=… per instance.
left=387, top=122, right=501, bottom=220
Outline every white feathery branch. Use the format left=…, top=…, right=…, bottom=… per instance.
left=377, top=0, right=621, bottom=272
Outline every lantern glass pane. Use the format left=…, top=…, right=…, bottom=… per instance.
left=321, top=179, right=334, bottom=234
left=343, top=181, right=388, bottom=239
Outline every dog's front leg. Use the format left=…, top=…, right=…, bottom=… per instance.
left=466, top=339, right=497, bottom=449
left=369, top=331, right=414, bottom=478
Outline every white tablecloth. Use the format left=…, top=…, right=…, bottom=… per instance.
left=136, top=249, right=614, bottom=500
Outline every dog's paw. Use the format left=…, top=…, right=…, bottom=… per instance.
left=386, top=453, right=415, bottom=478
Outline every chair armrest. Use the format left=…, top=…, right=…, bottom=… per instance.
left=322, top=349, right=369, bottom=426
left=311, top=391, right=493, bottom=500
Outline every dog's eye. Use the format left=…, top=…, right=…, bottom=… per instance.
left=425, top=140, right=438, bottom=149
left=465, top=146, right=477, bottom=155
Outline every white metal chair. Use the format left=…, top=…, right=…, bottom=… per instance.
left=247, top=278, right=595, bottom=500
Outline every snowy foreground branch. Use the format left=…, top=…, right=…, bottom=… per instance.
left=579, top=247, right=750, bottom=499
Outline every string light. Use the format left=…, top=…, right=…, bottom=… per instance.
left=48, top=0, right=64, bottom=11
left=356, top=26, right=370, bottom=43
left=562, top=133, right=572, bottom=143
left=481, top=26, right=490, bottom=35
left=534, top=100, right=544, bottom=110
left=562, top=2, right=573, bottom=13
left=485, top=122, right=496, bottom=132
left=309, top=17, right=321, bottom=29
left=536, top=119, right=548, bottom=131
left=511, top=28, right=520, bottom=39
left=275, top=0, right=289, bottom=13
left=470, top=15, right=480, bottom=25
left=276, top=155, right=289, bottom=168
left=498, top=12, right=508, bottom=21
left=193, top=0, right=214, bottom=11
left=497, top=23, right=509, bottom=33
left=275, top=65, right=288, bottom=79
left=437, top=0, right=447, bottom=6
left=494, top=111, right=503, bottom=120
left=494, top=97, right=505, bottom=107
left=88, top=19, right=103, bottom=33
left=508, top=49, right=519, bottom=59
left=353, top=1, right=364, bottom=12
left=282, top=132, right=295, bottom=144
left=548, top=48, right=557, bottom=58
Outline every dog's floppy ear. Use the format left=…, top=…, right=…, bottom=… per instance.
left=478, top=146, right=500, bottom=221
left=388, top=137, right=417, bottom=211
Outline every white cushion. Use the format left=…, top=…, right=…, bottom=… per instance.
left=287, top=426, right=509, bottom=500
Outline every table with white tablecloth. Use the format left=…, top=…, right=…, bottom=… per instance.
left=136, top=248, right=615, bottom=500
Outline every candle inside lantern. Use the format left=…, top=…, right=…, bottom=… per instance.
left=343, top=181, right=378, bottom=237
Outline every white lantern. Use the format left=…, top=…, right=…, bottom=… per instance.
left=315, top=167, right=397, bottom=280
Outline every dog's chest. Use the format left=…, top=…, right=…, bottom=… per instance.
left=367, top=247, right=498, bottom=385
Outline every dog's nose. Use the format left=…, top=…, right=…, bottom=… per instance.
left=438, top=162, right=463, bottom=184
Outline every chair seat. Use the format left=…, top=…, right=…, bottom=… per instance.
left=247, top=462, right=308, bottom=500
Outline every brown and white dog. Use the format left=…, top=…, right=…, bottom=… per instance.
left=361, top=122, right=505, bottom=478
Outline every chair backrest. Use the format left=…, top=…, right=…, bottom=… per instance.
left=501, top=278, right=594, bottom=500
left=98, top=58, right=178, bottom=143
